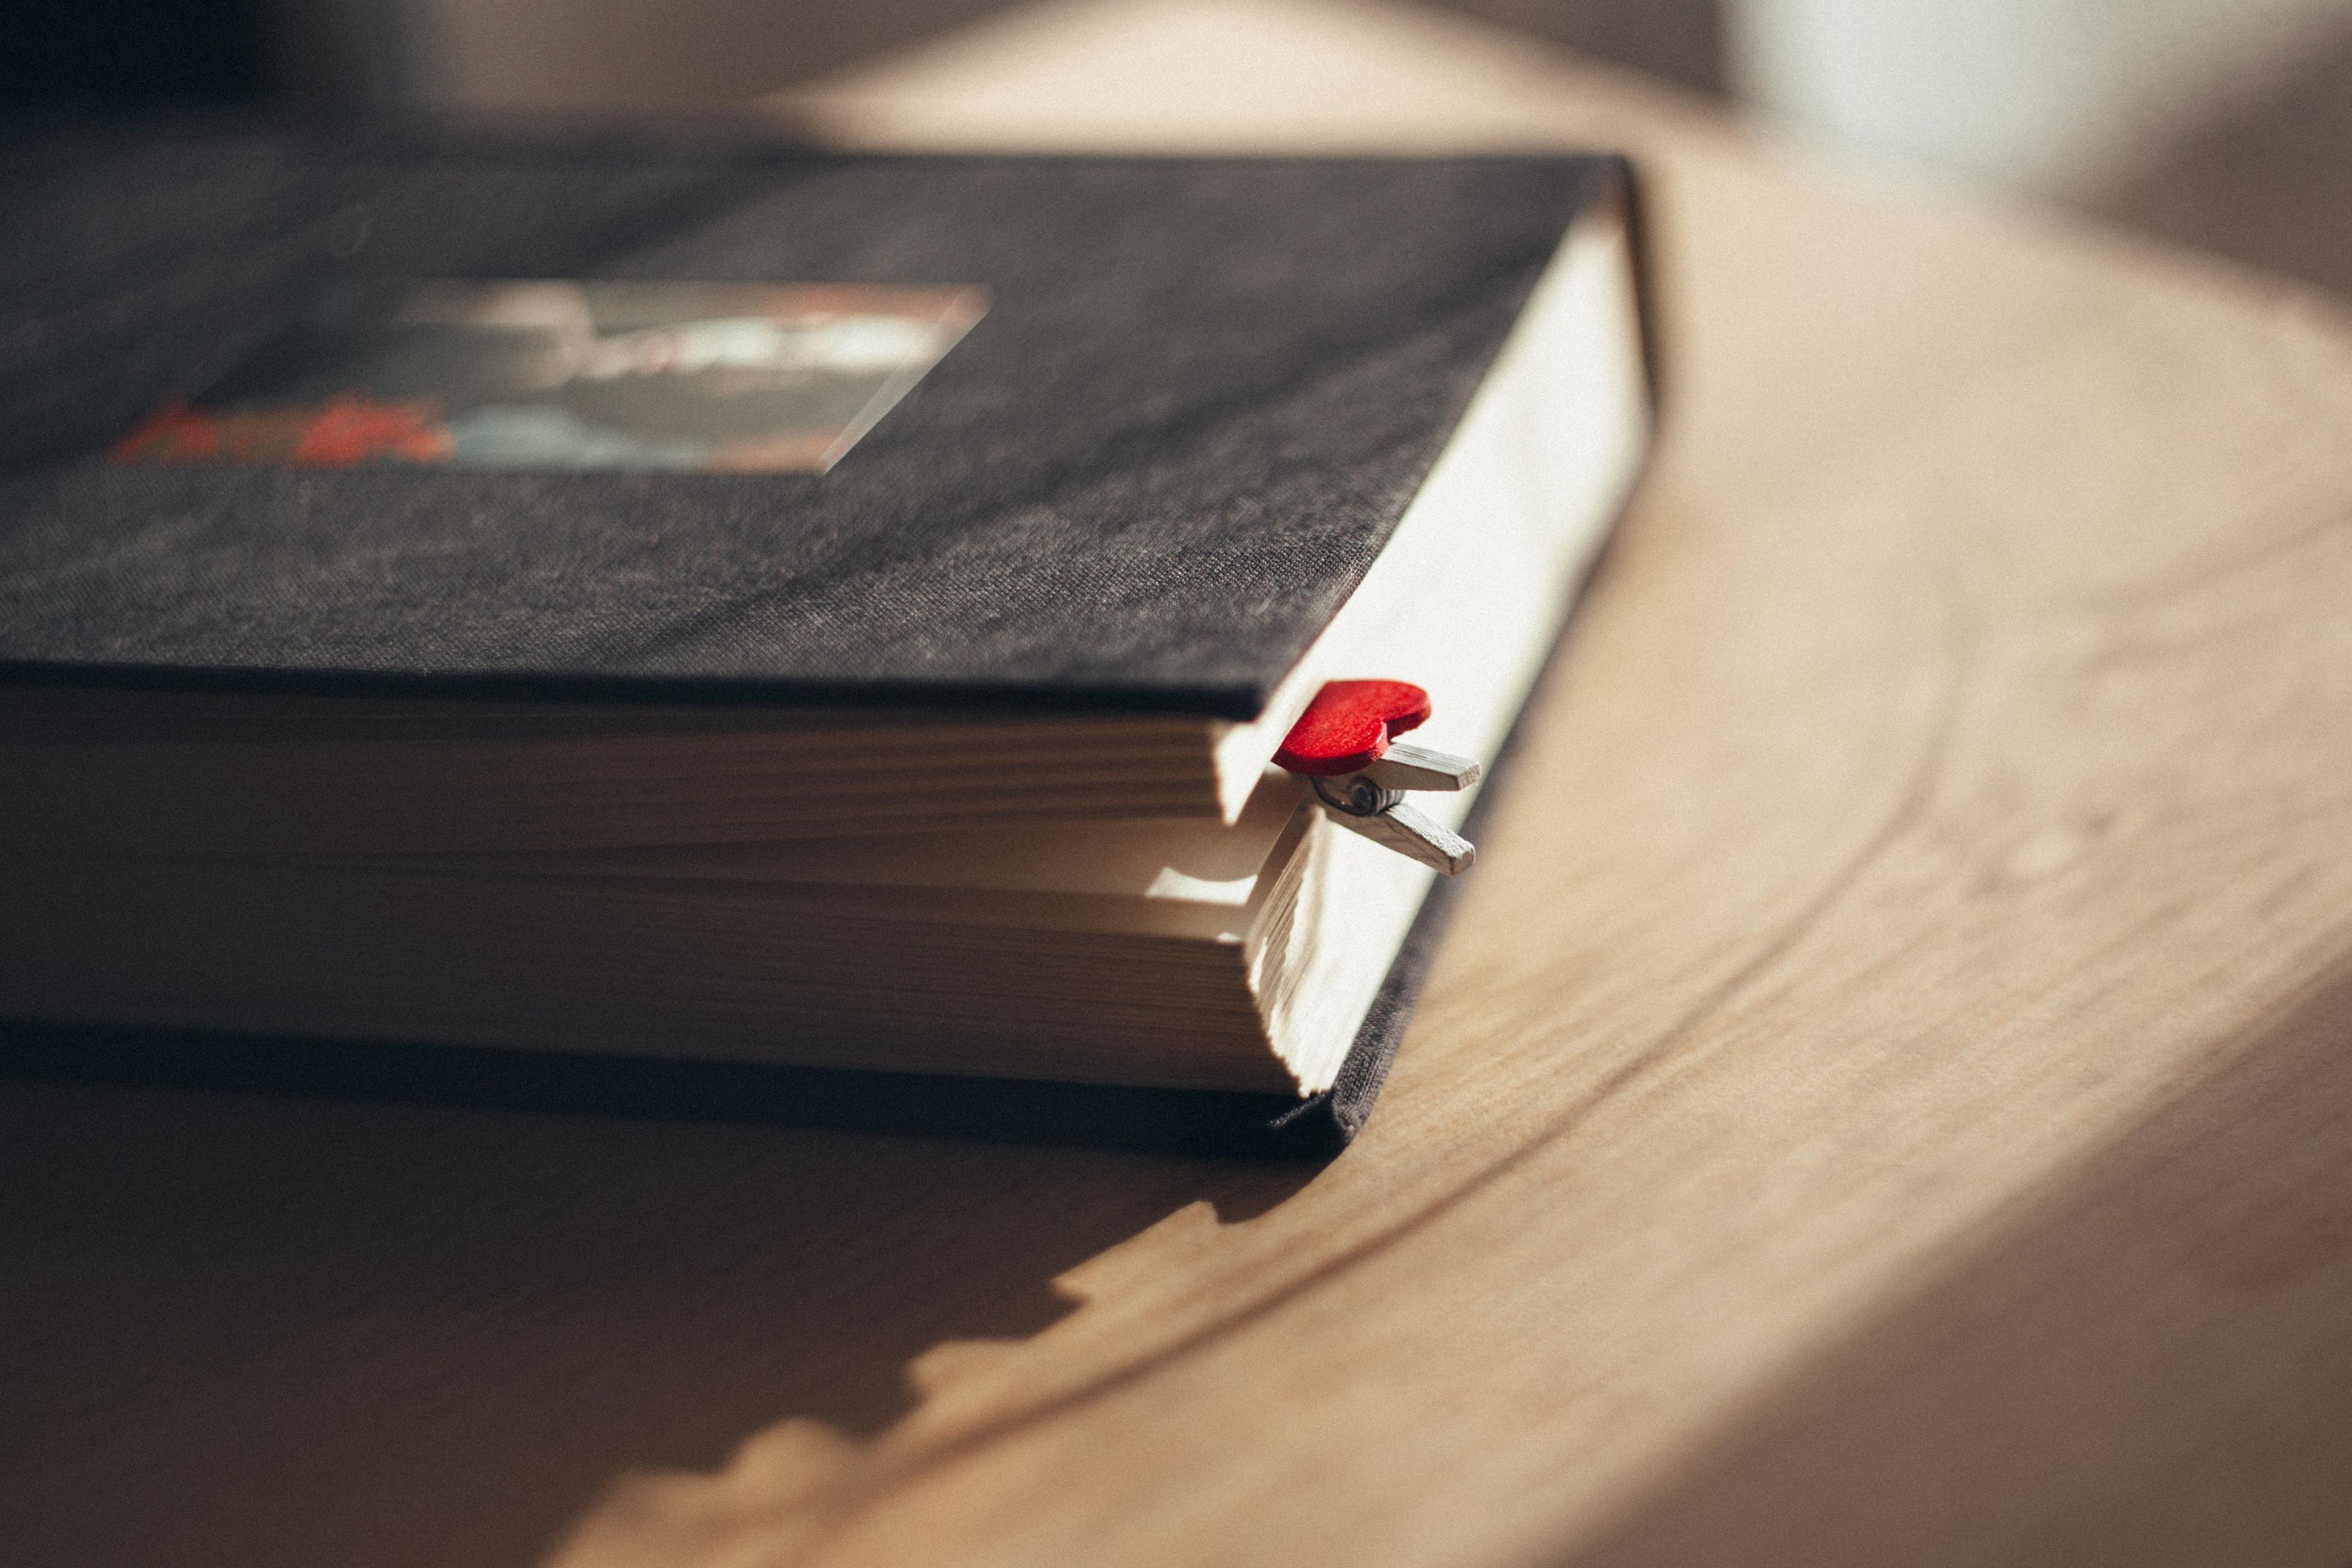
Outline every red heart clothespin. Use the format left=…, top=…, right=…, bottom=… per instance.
left=1272, top=679, right=1433, bottom=777
left=1275, top=680, right=1482, bottom=875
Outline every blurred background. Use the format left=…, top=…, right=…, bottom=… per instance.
left=10, top=0, right=2349, bottom=295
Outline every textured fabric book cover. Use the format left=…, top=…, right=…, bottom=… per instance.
left=0, top=124, right=1654, bottom=1153
left=0, top=123, right=1640, bottom=716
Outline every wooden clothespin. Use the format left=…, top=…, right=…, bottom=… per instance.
left=1275, top=679, right=1480, bottom=874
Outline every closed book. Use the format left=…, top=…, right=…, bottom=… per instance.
left=0, top=124, right=1657, bottom=1153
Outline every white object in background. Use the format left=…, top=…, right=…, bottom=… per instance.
left=1727, top=0, right=2352, bottom=194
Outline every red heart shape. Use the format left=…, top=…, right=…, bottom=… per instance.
left=1273, top=679, right=1432, bottom=777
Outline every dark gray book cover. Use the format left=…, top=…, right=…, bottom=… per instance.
left=0, top=123, right=1647, bottom=714
left=0, top=124, right=1656, bottom=1152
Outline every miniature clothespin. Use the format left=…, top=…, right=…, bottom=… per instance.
left=1275, top=679, right=1480, bottom=875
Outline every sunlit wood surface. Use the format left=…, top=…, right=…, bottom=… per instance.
left=9, top=2, right=2352, bottom=1563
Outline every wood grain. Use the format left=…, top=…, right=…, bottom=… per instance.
left=10, top=2, right=2352, bottom=1564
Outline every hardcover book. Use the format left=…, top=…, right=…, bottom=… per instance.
left=0, top=124, right=1657, bottom=1153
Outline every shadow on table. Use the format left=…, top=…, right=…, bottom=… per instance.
left=0, top=1079, right=1311, bottom=1568
left=1562, top=951, right=2352, bottom=1567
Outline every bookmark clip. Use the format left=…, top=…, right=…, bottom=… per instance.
left=1275, top=680, right=1481, bottom=875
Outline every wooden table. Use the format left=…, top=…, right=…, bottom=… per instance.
left=10, top=2, right=2352, bottom=1563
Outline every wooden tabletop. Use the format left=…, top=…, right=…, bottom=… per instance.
left=10, top=2, right=2352, bottom=1564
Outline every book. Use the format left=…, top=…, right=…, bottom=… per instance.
left=0, top=124, right=1657, bottom=1153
